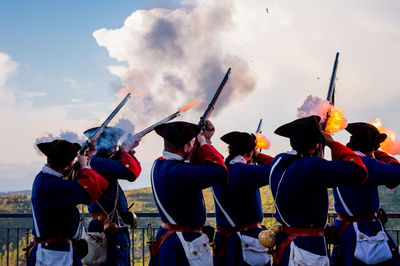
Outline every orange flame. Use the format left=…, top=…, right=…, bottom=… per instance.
left=368, top=118, right=400, bottom=155
left=179, top=100, right=202, bottom=112
left=325, top=106, right=347, bottom=135
left=255, top=132, right=271, bottom=150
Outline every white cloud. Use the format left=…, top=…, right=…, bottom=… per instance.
left=93, top=0, right=400, bottom=152
left=2, top=0, right=400, bottom=191
left=0, top=53, right=91, bottom=166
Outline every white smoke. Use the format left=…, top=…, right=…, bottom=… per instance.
left=34, top=131, right=86, bottom=155
left=297, top=95, right=331, bottom=123
left=93, top=0, right=256, bottom=125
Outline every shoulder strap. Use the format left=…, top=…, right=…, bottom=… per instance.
left=151, top=161, right=177, bottom=225
left=31, top=202, right=41, bottom=237
left=269, top=156, right=291, bottom=227
left=151, top=161, right=191, bottom=248
left=333, top=187, right=354, bottom=216
left=210, top=187, right=236, bottom=227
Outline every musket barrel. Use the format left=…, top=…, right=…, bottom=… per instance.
left=256, top=119, right=263, bottom=133
left=327, top=52, right=339, bottom=104
left=199, top=67, right=231, bottom=127
left=80, top=93, right=131, bottom=154
left=134, top=111, right=181, bottom=138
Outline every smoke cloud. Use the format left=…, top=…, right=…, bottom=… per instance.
left=93, top=1, right=256, bottom=125
left=114, top=118, right=135, bottom=134
left=297, top=95, right=331, bottom=123
left=34, top=131, right=86, bottom=155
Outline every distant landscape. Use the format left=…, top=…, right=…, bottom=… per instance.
left=2, top=186, right=400, bottom=216
left=1, top=186, right=400, bottom=265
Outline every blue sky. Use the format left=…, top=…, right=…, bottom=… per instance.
left=1, top=0, right=400, bottom=192
left=0, top=0, right=179, bottom=119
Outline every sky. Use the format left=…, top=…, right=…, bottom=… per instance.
left=1, top=0, right=400, bottom=192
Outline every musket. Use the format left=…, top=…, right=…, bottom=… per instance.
left=187, top=67, right=231, bottom=162
left=327, top=52, right=339, bottom=105
left=320, top=52, right=339, bottom=157
left=121, top=111, right=181, bottom=147
left=198, top=67, right=231, bottom=129
left=255, top=118, right=263, bottom=151
left=256, top=119, right=263, bottom=134
left=71, top=93, right=131, bottom=180
left=134, top=111, right=180, bottom=139
left=80, top=93, right=131, bottom=155
left=122, top=100, right=202, bottom=146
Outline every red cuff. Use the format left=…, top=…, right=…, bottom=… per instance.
left=197, top=144, right=227, bottom=171
left=330, top=141, right=368, bottom=183
left=78, top=168, right=109, bottom=203
left=255, top=153, right=274, bottom=165
left=374, top=150, right=400, bottom=165
left=119, top=152, right=142, bottom=178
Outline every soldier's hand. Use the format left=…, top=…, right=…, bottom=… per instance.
left=120, top=144, right=130, bottom=153
left=321, top=131, right=334, bottom=147
left=77, top=153, right=89, bottom=167
left=133, top=136, right=141, bottom=148
left=86, top=143, right=96, bottom=158
left=197, top=132, right=207, bottom=145
left=203, top=120, right=215, bottom=144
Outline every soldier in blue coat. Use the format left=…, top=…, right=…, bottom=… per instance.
left=269, top=116, right=368, bottom=266
left=84, top=126, right=142, bottom=266
left=331, top=122, right=400, bottom=265
left=29, top=139, right=109, bottom=266
left=149, top=121, right=228, bottom=266
left=213, top=131, right=274, bottom=266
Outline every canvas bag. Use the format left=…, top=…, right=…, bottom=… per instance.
left=80, top=228, right=107, bottom=265
left=270, top=156, right=330, bottom=266
left=151, top=162, right=213, bottom=266
left=288, top=241, right=331, bottom=266
left=80, top=189, right=121, bottom=266
left=211, top=187, right=271, bottom=266
left=334, top=187, right=392, bottom=264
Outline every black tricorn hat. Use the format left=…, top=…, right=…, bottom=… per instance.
left=155, top=121, right=200, bottom=147
left=346, top=122, right=387, bottom=146
left=83, top=126, right=125, bottom=150
left=37, top=139, right=81, bottom=168
left=221, top=131, right=256, bottom=153
left=274, top=115, right=325, bottom=143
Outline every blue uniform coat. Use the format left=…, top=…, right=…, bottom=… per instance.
left=332, top=154, right=400, bottom=266
left=213, top=154, right=273, bottom=266
left=29, top=167, right=92, bottom=266
left=269, top=142, right=367, bottom=266
left=88, top=152, right=141, bottom=266
left=150, top=145, right=228, bottom=266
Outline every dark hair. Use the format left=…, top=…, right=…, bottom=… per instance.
left=96, top=146, right=117, bottom=158
left=289, top=138, right=318, bottom=157
left=164, top=140, right=184, bottom=153
left=47, top=157, right=71, bottom=169
left=225, top=144, right=253, bottom=164
left=346, top=135, right=374, bottom=154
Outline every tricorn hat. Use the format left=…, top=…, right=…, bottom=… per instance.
left=37, top=139, right=81, bottom=168
left=346, top=122, right=387, bottom=147
left=84, top=126, right=125, bottom=150
left=221, top=131, right=256, bottom=154
left=274, top=115, right=325, bottom=144
left=155, top=121, right=200, bottom=147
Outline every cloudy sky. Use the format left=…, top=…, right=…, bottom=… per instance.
left=1, top=0, right=400, bottom=192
